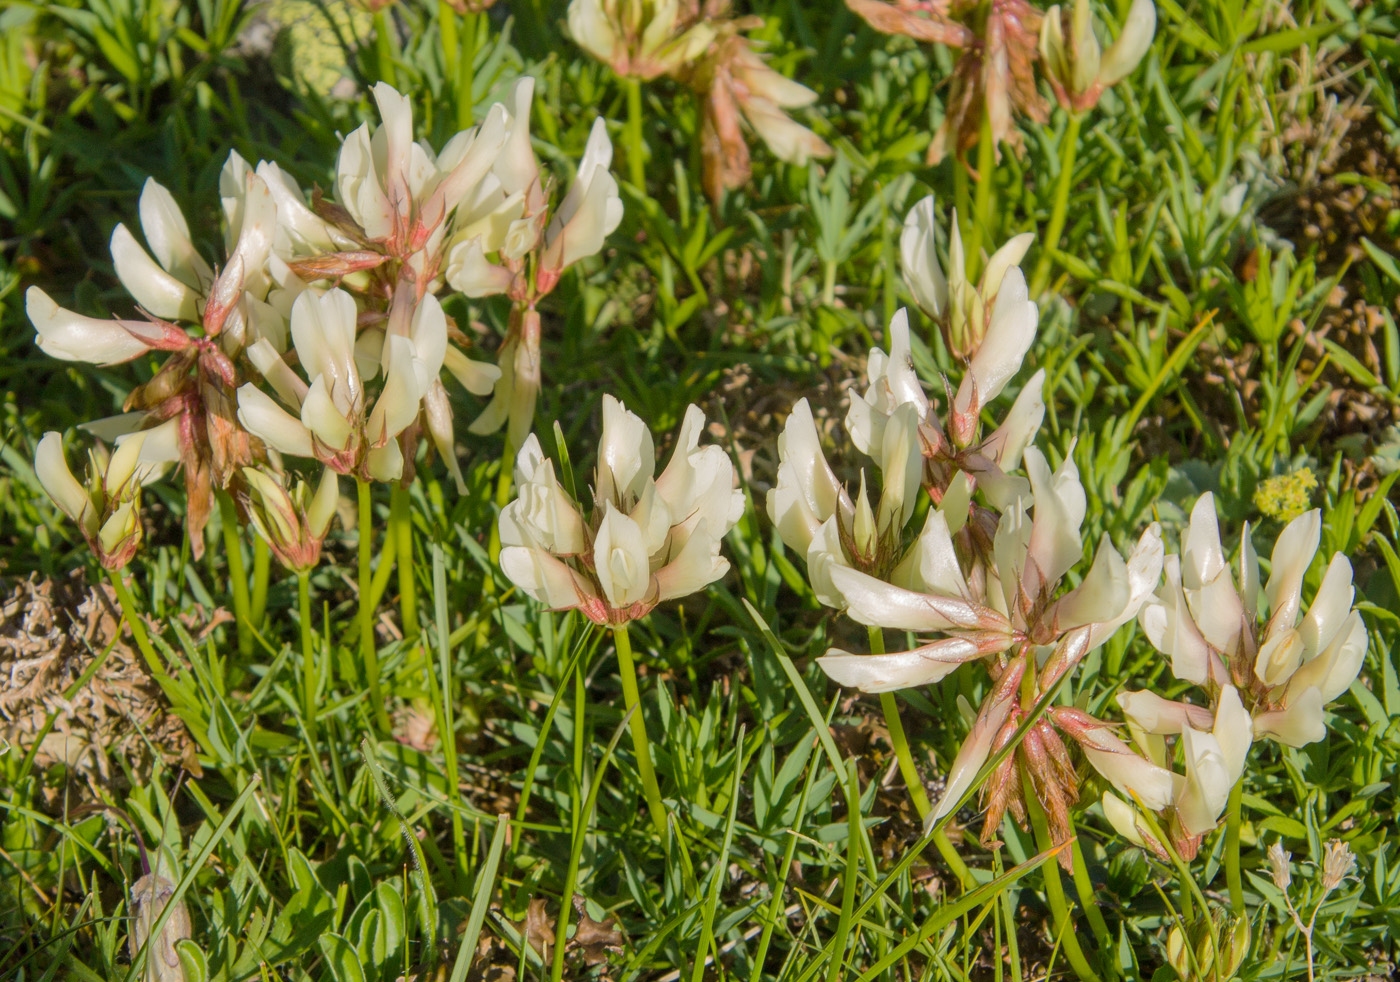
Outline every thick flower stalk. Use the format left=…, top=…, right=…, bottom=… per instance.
left=1039, top=0, right=1156, bottom=113
left=498, top=395, right=743, bottom=624
left=1103, top=493, right=1368, bottom=857
left=35, top=431, right=155, bottom=570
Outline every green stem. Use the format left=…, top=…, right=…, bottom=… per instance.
left=968, top=108, right=997, bottom=276
left=439, top=3, right=479, bottom=129
left=822, top=259, right=837, bottom=307
left=250, top=537, right=270, bottom=629
left=614, top=623, right=667, bottom=839
left=373, top=10, right=397, bottom=88
left=952, top=154, right=972, bottom=243
left=1029, top=112, right=1083, bottom=296
left=868, top=627, right=972, bottom=892
left=459, top=11, right=480, bottom=129
left=357, top=479, right=391, bottom=733
left=624, top=77, right=646, bottom=191
left=439, top=1, right=458, bottom=85
left=1225, top=776, right=1245, bottom=912
left=1068, top=817, right=1114, bottom=975
left=107, top=568, right=162, bottom=678
left=298, top=571, right=316, bottom=740
left=1024, top=774, right=1101, bottom=982
left=217, top=490, right=253, bottom=658
left=391, top=485, right=418, bottom=640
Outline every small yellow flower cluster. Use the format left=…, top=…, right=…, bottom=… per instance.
left=1253, top=468, right=1318, bottom=524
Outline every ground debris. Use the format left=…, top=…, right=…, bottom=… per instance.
left=0, top=572, right=191, bottom=797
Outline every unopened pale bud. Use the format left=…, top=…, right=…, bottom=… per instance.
left=129, top=874, right=191, bottom=982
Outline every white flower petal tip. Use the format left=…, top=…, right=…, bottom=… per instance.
left=817, top=638, right=982, bottom=693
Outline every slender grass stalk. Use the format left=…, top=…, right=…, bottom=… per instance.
left=217, top=490, right=253, bottom=657
left=1225, top=776, right=1245, bottom=912
left=357, top=479, right=391, bottom=732
left=995, top=848, right=1023, bottom=982
left=748, top=729, right=822, bottom=982
left=822, top=260, right=837, bottom=307
left=106, top=568, right=162, bottom=678
left=1023, top=774, right=1101, bottom=982
left=868, top=626, right=972, bottom=891
left=624, top=77, right=646, bottom=191
left=250, top=537, right=270, bottom=629
left=825, top=758, right=863, bottom=982
left=1029, top=112, right=1083, bottom=296
left=391, top=485, right=418, bottom=640
left=613, top=622, right=668, bottom=839
left=428, top=545, right=468, bottom=890
left=969, top=109, right=997, bottom=276
left=298, top=570, right=316, bottom=740
left=1068, top=817, right=1114, bottom=975
left=550, top=707, right=630, bottom=982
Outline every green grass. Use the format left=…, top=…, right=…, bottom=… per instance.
left=2, top=0, right=1400, bottom=979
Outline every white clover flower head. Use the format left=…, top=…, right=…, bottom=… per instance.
left=498, top=396, right=742, bottom=624
left=236, top=288, right=443, bottom=482
left=1115, top=493, right=1367, bottom=855
left=331, top=81, right=512, bottom=279
left=1135, top=494, right=1367, bottom=752
left=464, top=94, right=625, bottom=449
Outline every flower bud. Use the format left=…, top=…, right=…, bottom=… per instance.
left=1221, top=912, right=1251, bottom=979
left=128, top=873, right=192, bottom=982
left=35, top=431, right=150, bottom=569
left=240, top=466, right=339, bottom=573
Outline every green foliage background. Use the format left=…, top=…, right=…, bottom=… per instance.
left=1, top=0, right=1399, bottom=979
